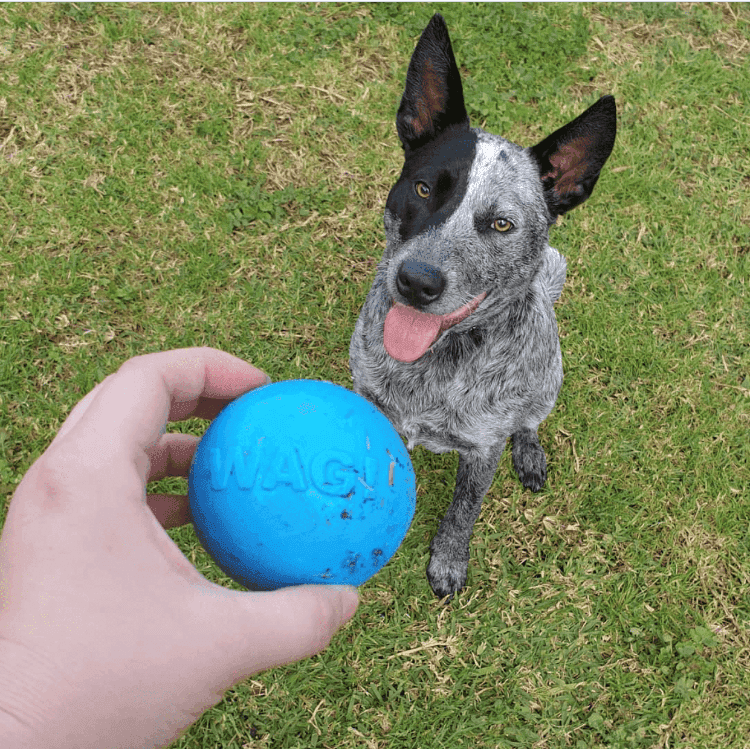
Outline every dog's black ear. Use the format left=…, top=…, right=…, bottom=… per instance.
left=396, top=13, right=470, bottom=152
left=530, top=95, right=617, bottom=217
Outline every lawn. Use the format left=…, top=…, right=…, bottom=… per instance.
left=1, top=3, right=748, bottom=748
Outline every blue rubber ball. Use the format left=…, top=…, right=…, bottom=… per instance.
left=188, top=380, right=416, bottom=590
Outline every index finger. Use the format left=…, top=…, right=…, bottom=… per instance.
left=53, top=347, right=269, bottom=464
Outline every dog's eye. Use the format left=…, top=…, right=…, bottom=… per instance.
left=415, top=181, right=431, bottom=199
left=492, top=218, right=513, bottom=233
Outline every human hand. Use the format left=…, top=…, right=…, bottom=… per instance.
left=0, top=348, right=358, bottom=749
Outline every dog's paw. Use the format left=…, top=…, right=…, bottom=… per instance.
left=512, top=430, right=547, bottom=492
left=426, top=552, right=469, bottom=601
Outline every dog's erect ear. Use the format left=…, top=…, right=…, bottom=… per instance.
left=396, top=14, right=470, bottom=152
left=530, top=95, right=617, bottom=217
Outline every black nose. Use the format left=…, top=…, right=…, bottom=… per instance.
left=396, top=259, right=446, bottom=307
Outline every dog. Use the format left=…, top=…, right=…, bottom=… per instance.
left=349, top=13, right=616, bottom=599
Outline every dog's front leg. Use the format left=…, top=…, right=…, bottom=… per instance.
left=426, top=447, right=502, bottom=599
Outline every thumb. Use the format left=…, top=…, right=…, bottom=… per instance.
left=202, top=584, right=359, bottom=685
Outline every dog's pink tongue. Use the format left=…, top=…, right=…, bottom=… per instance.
left=383, top=292, right=487, bottom=363
left=383, top=305, right=443, bottom=363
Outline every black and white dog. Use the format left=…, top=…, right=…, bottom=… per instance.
left=350, top=14, right=616, bottom=598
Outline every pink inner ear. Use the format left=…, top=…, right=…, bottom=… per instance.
left=548, top=140, right=588, bottom=196
left=407, top=110, right=431, bottom=140
left=407, top=58, right=447, bottom=139
left=421, top=59, right=447, bottom=113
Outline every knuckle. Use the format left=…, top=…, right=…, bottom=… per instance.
left=22, top=446, right=79, bottom=513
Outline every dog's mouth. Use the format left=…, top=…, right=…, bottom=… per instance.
left=383, top=291, right=488, bottom=363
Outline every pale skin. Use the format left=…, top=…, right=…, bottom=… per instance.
left=0, top=348, right=358, bottom=749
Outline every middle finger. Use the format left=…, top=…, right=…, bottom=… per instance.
left=146, top=432, right=200, bottom=482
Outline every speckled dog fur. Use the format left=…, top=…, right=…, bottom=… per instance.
left=350, top=14, right=616, bottom=598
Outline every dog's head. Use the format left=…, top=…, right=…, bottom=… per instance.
left=381, top=14, right=616, bottom=363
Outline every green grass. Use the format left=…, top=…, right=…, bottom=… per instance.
left=1, top=3, right=748, bottom=747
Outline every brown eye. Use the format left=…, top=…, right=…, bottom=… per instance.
left=415, top=181, right=431, bottom=199
left=492, top=218, right=512, bottom=233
